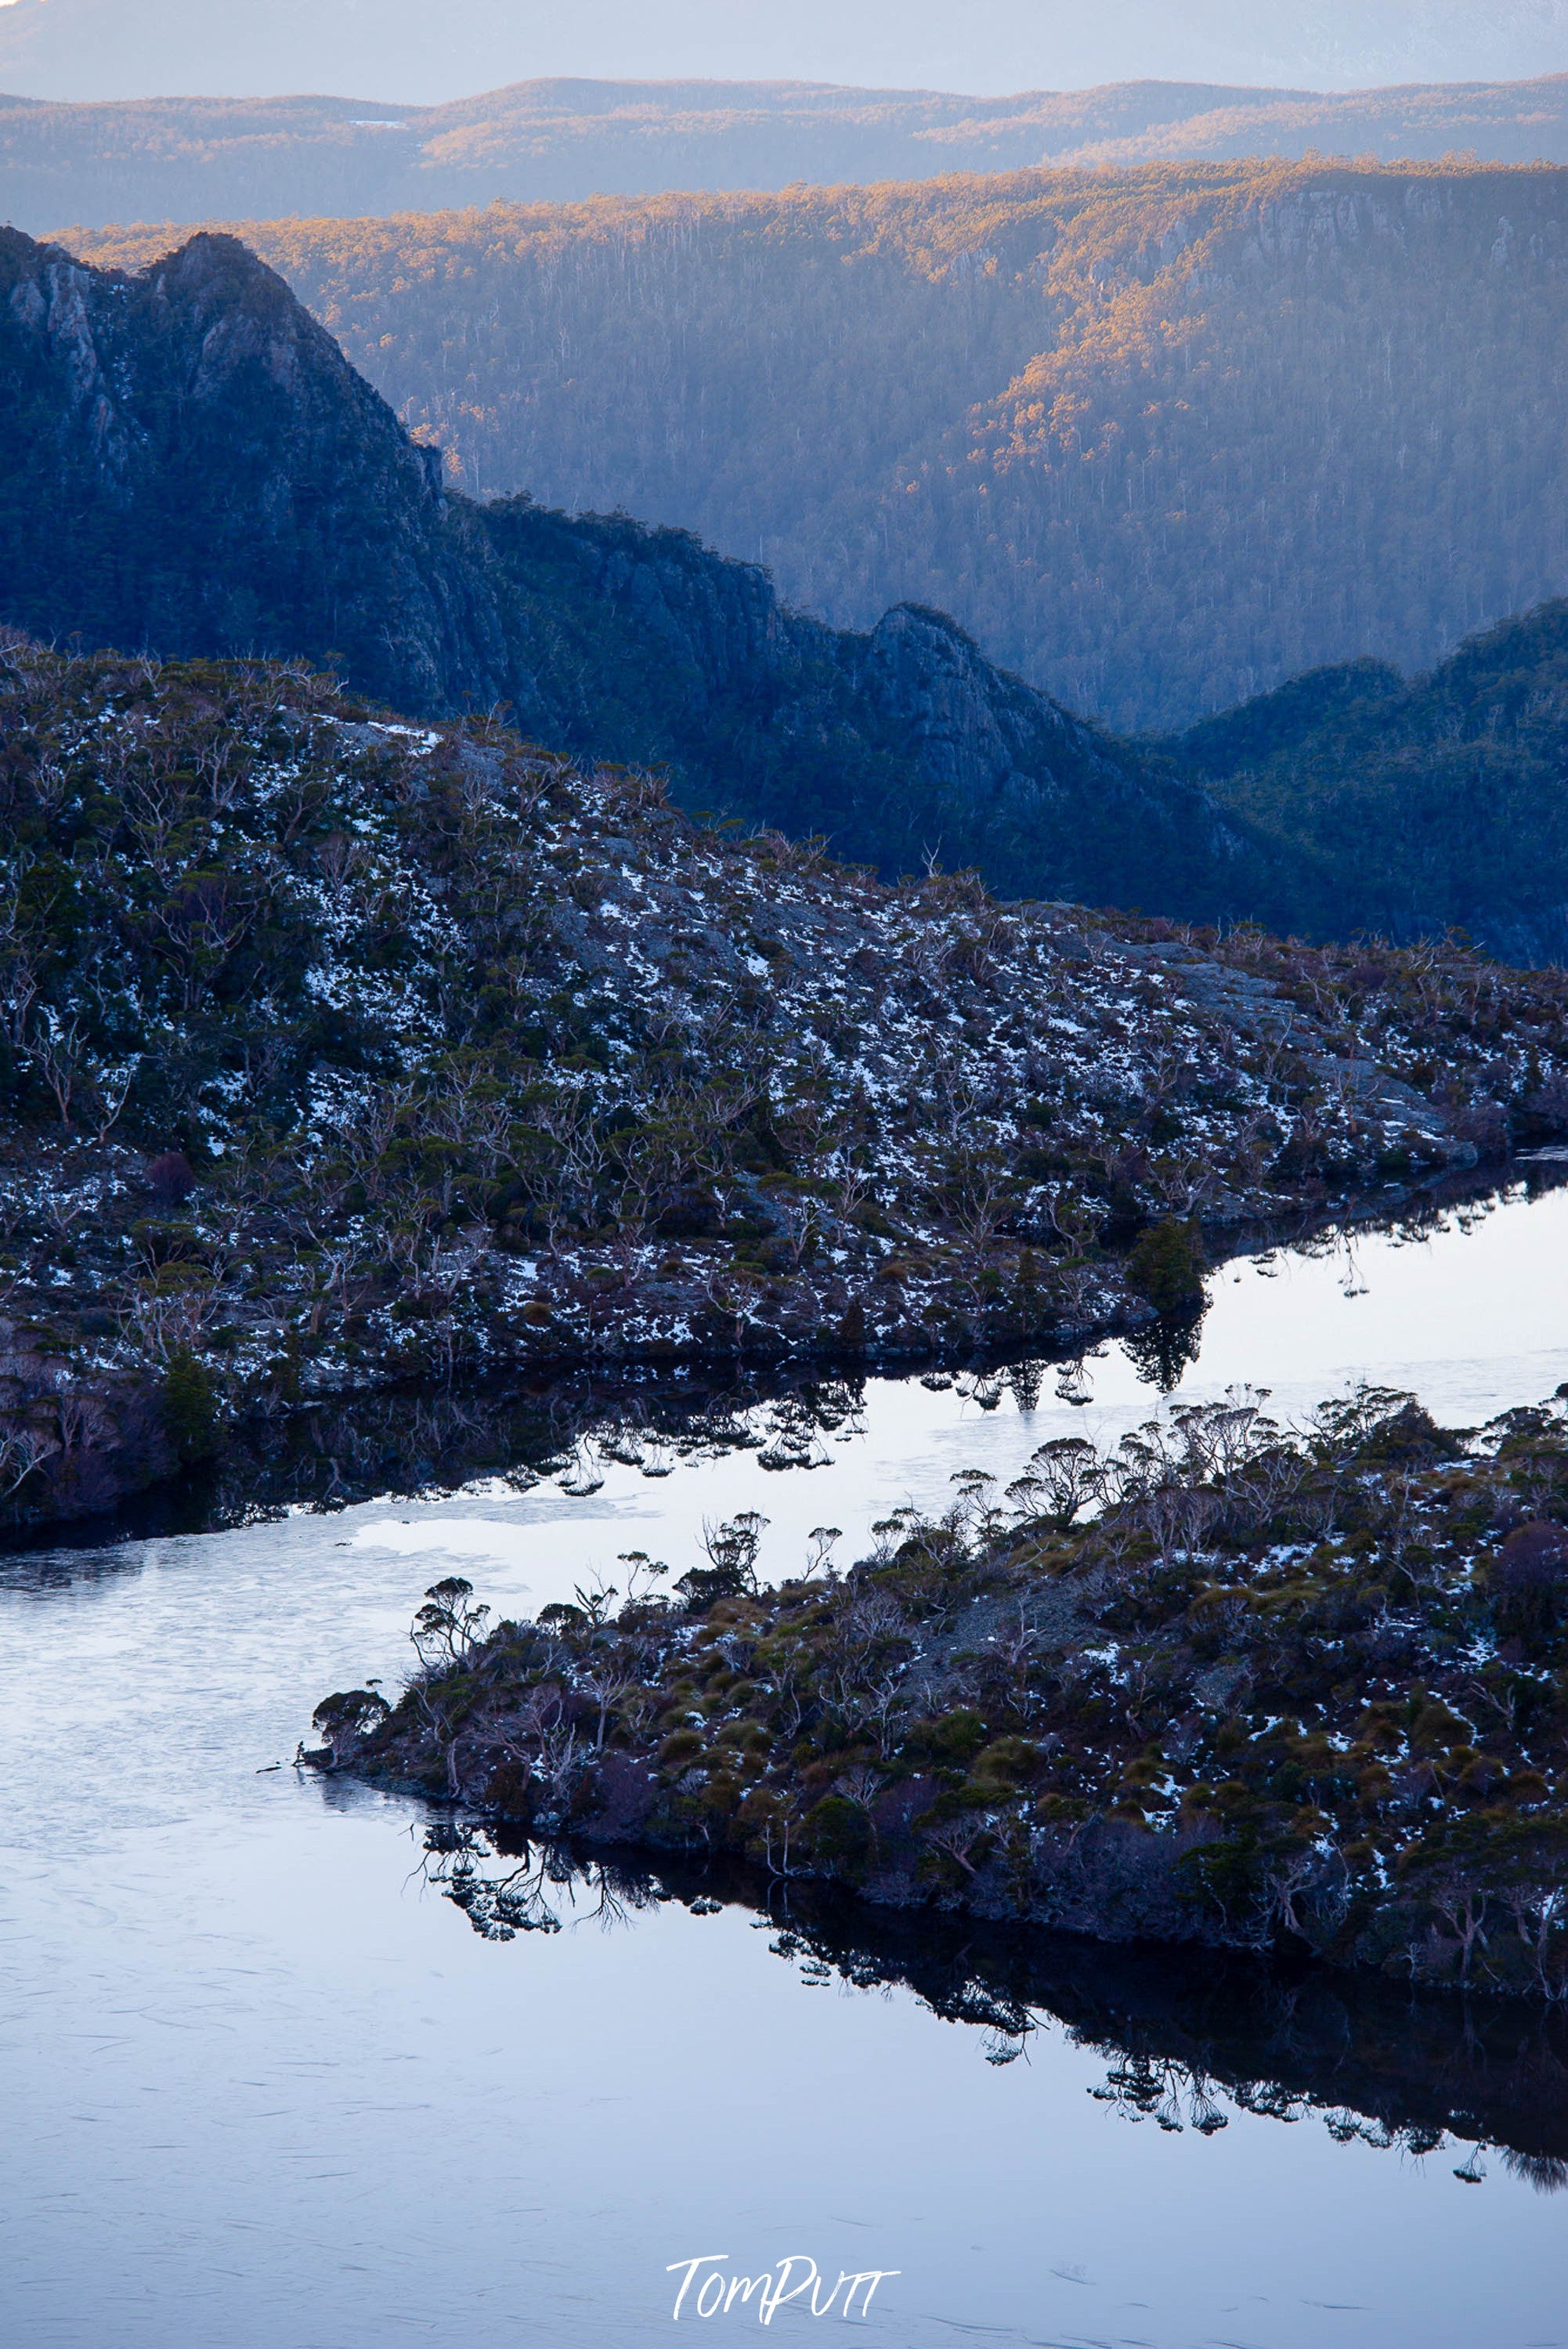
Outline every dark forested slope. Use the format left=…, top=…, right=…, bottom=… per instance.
left=1176, top=604, right=1568, bottom=967
left=83, top=159, right=1568, bottom=732
left=18, top=73, right=1568, bottom=233
left=16, top=219, right=1568, bottom=959
left=0, top=222, right=1282, bottom=921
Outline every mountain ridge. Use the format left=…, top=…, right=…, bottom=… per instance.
left=16, top=219, right=1568, bottom=959
left=18, top=70, right=1568, bottom=233
left=1181, top=601, right=1568, bottom=965
left=0, top=222, right=1286, bottom=923
left=4, top=2, right=1568, bottom=107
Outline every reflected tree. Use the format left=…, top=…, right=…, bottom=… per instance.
left=401, top=1828, right=1568, bottom=2191
left=1122, top=1306, right=1208, bottom=1393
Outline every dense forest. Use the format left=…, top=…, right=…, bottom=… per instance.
left=16, top=72, right=1568, bottom=233
left=85, top=158, right=1568, bottom=731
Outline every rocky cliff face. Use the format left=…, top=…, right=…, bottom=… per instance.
left=473, top=500, right=1274, bottom=910
left=846, top=600, right=1260, bottom=911
left=0, top=226, right=1283, bottom=922
left=0, top=228, right=508, bottom=712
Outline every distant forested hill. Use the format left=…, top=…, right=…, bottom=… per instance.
left=3, top=1, right=1568, bottom=108
left=1178, top=603, right=1568, bottom=967
left=83, top=159, right=1568, bottom=732
left=17, top=71, right=1568, bottom=233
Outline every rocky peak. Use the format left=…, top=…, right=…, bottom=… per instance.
left=0, top=226, right=1284, bottom=923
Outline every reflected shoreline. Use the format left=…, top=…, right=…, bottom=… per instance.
left=425, top=1820, right=1568, bottom=2180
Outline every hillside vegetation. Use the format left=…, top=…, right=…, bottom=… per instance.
left=82, top=159, right=1568, bottom=732
left=21, top=72, right=1568, bottom=233
left=3, top=639, right=1563, bottom=1528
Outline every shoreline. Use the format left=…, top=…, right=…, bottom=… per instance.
left=8, top=648, right=1568, bottom=1541
left=316, top=1376, right=1568, bottom=2002
left=6, top=1155, right=1555, bottom=1546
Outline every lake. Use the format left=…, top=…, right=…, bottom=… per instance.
left=5, top=1176, right=1568, bottom=2348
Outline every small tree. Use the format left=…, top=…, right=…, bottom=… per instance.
left=1489, top=1521, right=1568, bottom=1654
left=1008, top=1436, right=1103, bottom=1530
left=676, top=1511, right=769, bottom=1608
left=311, top=1688, right=390, bottom=1768
left=163, top=1345, right=219, bottom=1463
left=1125, top=1218, right=1206, bottom=1315
left=410, top=1576, right=491, bottom=1670
left=579, top=1668, right=638, bottom=1750
left=805, top=1526, right=842, bottom=1578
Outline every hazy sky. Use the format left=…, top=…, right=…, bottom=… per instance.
left=2, top=0, right=1568, bottom=104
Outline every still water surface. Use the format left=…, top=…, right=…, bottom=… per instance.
left=6, top=1183, right=1568, bottom=2348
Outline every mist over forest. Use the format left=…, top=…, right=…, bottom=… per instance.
left=13, top=69, right=1568, bottom=232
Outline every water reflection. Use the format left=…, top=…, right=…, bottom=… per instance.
left=10, top=1173, right=1568, bottom=2347
left=23, top=1171, right=1568, bottom=1631
left=421, top=1823, right=1568, bottom=2185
